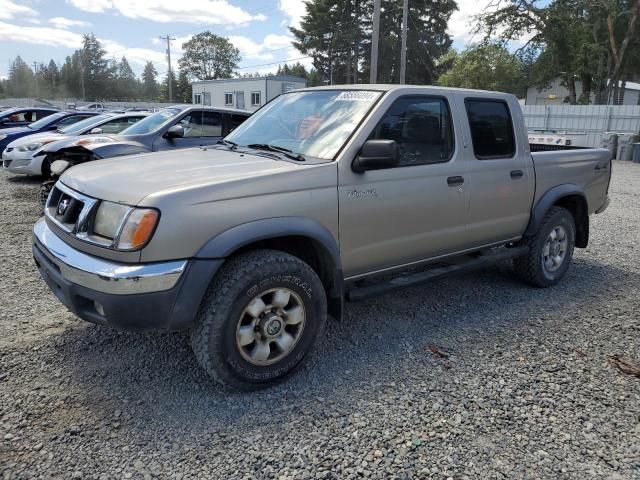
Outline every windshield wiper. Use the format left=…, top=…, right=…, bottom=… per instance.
left=247, top=143, right=306, bottom=162
left=217, top=139, right=238, bottom=150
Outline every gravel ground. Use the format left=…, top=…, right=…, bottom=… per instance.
left=0, top=163, right=639, bottom=480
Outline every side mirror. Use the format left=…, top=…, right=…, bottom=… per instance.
left=164, top=124, right=185, bottom=139
left=47, top=125, right=58, bottom=130
left=352, top=139, right=400, bottom=173
left=90, top=127, right=103, bottom=134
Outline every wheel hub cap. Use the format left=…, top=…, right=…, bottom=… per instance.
left=262, top=315, right=283, bottom=337
left=542, top=225, right=568, bottom=274
left=235, top=288, right=306, bottom=366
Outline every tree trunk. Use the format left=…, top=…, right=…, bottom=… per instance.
left=604, top=0, right=640, bottom=104
left=567, top=76, right=577, bottom=104
left=579, top=74, right=592, bottom=104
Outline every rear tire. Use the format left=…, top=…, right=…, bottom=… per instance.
left=514, top=206, right=576, bottom=287
left=191, top=249, right=327, bottom=390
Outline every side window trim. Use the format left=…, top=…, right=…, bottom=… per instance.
left=464, top=97, right=516, bottom=160
left=367, top=94, right=456, bottom=168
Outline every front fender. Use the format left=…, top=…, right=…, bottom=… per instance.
left=197, top=217, right=340, bottom=265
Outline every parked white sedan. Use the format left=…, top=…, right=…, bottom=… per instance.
left=2, top=112, right=148, bottom=175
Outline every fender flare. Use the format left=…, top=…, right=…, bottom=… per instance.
left=525, top=184, right=588, bottom=238
left=196, top=217, right=344, bottom=319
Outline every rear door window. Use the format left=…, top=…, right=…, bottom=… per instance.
left=465, top=99, right=515, bottom=159
left=202, top=111, right=223, bottom=137
left=223, top=113, right=248, bottom=135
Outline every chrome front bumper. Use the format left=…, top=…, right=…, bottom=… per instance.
left=33, top=218, right=187, bottom=295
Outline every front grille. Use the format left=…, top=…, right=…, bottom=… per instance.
left=45, top=183, right=97, bottom=234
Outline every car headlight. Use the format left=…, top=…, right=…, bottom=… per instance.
left=17, top=140, right=55, bottom=152
left=93, top=201, right=159, bottom=250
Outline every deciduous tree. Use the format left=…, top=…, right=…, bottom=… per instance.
left=178, top=32, right=241, bottom=80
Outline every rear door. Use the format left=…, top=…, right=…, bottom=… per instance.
left=460, top=97, right=535, bottom=245
left=338, top=92, right=471, bottom=278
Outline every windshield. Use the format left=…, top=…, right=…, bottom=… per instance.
left=119, top=108, right=182, bottom=135
left=28, top=112, right=65, bottom=130
left=225, top=90, right=382, bottom=160
left=59, top=113, right=113, bottom=134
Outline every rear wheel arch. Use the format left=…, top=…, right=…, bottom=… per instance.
left=197, top=218, right=344, bottom=321
left=526, top=185, right=589, bottom=248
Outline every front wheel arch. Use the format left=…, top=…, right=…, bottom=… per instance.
left=196, top=218, right=344, bottom=320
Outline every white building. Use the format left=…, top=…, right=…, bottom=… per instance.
left=525, top=78, right=640, bottom=105
left=191, top=75, right=307, bottom=112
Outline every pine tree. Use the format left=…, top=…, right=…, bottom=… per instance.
left=117, top=57, right=138, bottom=100
left=81, top=34, right=109, bottom=100
left=41, top=60, right=60, bottom=98
left=141, top=61, right=158, bottom=101
left=160, top=71, right=178, bottom=103
left=291, top=0, right=456, bottom=85
left=176, top=69, right=192, bottom=103
left=7, top=56, right=34, bottom=97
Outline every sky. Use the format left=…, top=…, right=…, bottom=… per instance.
left=0, top=0, right=488, bottom=80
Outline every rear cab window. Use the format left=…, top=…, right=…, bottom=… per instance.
left=465, top=99, right=515, bottom=159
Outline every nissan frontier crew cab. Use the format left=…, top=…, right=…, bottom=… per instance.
left=32, top=85, right=612, bottom=390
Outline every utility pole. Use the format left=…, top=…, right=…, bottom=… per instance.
left=370, top=0, right=381, bottom=84
left=159, top=34, right=176, bottom=102
left=399, top=0, right=409, bottom=84
left=32, top=62, right=39, bottom=97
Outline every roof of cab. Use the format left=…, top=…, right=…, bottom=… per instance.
left=166, top=104, right=252, bottom=115
left=295, top=83, right=513, bottom=97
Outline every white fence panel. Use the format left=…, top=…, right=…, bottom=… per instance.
left=522, top=105, right=640, bottom=147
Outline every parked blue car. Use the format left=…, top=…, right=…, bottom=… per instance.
left=0, top=111, right=98, bottom=155
left=0, top=108, right=59, bottom=129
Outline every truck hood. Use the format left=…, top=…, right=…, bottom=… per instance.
left=60, top=147, right=318, bottom=205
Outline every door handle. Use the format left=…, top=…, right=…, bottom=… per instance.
left=447, top=176, right=464, bottom=186
left=594, top=163, right=608, bottom=171
left=510, top=170, right=524, bottom=179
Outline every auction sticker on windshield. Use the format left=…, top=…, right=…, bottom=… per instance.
left=335, top=91, right=380, bottom=101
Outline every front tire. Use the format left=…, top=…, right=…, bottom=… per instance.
left=514, top=206, right=576, bottom=287
left=191, top=249, right=327, bottom=390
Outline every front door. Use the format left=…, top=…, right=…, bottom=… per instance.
left=338, top=94, right=471, bottom=278
left=153, top=109, right=220, bottom=151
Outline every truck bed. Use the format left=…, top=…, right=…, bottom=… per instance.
left=531, top=148, right=611, bottom=215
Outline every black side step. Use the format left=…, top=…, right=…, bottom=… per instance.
left=346, top=246, right=529, bottom=302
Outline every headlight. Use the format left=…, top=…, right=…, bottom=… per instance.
left=93, top=201, right=159, bottom=250
left=17, top=141, right=51, bottom=152
left=94, top=201, right=130, bottom=238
